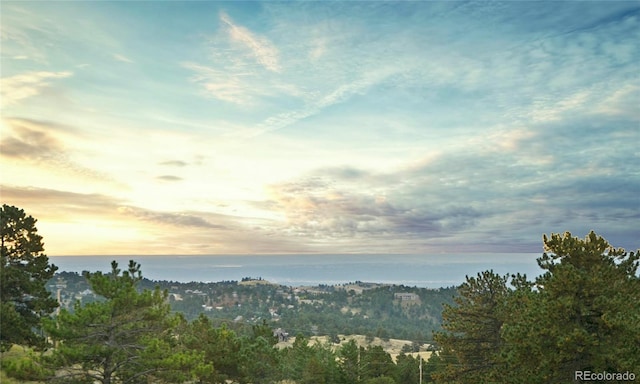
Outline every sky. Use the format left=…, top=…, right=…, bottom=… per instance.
left=1, top=1, right=639, bottom=256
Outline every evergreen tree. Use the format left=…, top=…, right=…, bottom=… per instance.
left=182, top=315, right=242, bottom=383
left=394, top=353, right=421, bottom=384
left=364, top=376, right=397, bottom=384
left=422, top=352, right=453, bottom=383
left=433, top=231, right=640, bottom=384
left=338, top=339, right=362, bottom=383
left=281, top=334, right=313, bottom=381
left=302, top=355, right=327, bottom=384
left=44, top=260, right=211, bottom=383
left=433, top=270, right=511, bottom=383
left=0, top=204, right=58, bottom=351
left=361, top=345, right=396, bottom=380
left=308, top=342, right=344, bottom=384
left=501, top=231, right=640, bottom=383
left=238, top=334, right=281, bottom=384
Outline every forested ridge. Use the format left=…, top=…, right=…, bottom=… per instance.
left=50, top=271, right=457, bottom=344
left=2, top=204, right=639, bottom=383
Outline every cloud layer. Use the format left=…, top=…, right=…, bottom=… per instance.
left=0, top=71, right=72, bottom=107
left=1, top=2, right=638, bottom=255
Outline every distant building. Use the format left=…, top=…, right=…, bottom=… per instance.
left=186, top=289, right=207, bottom=296
left=273, top=328, right=289, bottom=342
left=394, top=292, right=420, bottom=302
left=168, top=293, right=183, bottom=301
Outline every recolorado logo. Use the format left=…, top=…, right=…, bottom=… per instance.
left=575, top=370, right=636, bottom=382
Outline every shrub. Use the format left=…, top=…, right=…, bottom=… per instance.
left=0, top=355, right=51, bottom=381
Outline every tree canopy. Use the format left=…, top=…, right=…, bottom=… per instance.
left=0, top=204, right=58, bottom=351
left=44, top=260, right=212, bottom=384
left=432, top=231, right=640, bottom=383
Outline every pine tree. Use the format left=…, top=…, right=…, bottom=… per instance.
left=181, top=315, right=242, bottom=383
left=0, top=204, right=58, bottom=351
left=394, top=353, right=421, bottom=384
left=433, top=232, right=639, bottom=384
left=433, top=270, right=511, bottom=383
left=361, top=345, right=396, bottom=380
left=502, top=231, right=640, bottom=383
left=44, top=260, right=212, bottom=383
left=338, top=339, right=362, bottom=383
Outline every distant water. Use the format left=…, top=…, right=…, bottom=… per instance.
left=48, top=254, right=542, bottom=288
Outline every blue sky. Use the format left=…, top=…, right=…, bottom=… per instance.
left=1, top=1, right=639, bottom=255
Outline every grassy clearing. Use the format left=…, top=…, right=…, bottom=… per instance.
left=0, top=345, right=46, bottom=384
left=0, top=369, right=43, bottom=384
left=276, top=334, right=429, bottom=356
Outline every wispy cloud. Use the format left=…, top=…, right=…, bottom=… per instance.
left=0, top=118, right=112, bottom=183
left=308, top=37, right=327, bottom=61
left=1, top=184, right=312, bottom=254
left=0, top=185, right=124, bottom=218
left=117, top=206, right=226, bottom=229
left=0, top=71, right=72, bottom=107
left=183, top=11, right=286, bottom=105
left=1, top=185, right=230, bottom=231
left=159, top=160, right=188, bottom=167
left=183, top=62, right=253, bottom=105
left=113, top=53, right=133, bottom=63
left=156, top=175, right=183, bottom=182
left=0, top=6, right=58, bottom=63
left=595, top=85, right=640, bottom=118
left=220, top=11, right=280, bottom=72
left=252, top=67, right=400, bottom=137
left=0, top=117, right=80, bottom=160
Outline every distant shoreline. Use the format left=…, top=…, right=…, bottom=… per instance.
left=49, top=253, right=542, bottom=289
